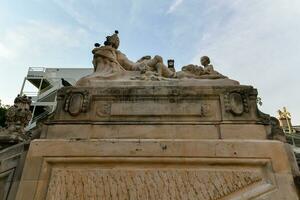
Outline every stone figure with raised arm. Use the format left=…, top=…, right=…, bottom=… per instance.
left=77, top=30, right=176, bottom=85
left=102, top=30, right=176, bottom=78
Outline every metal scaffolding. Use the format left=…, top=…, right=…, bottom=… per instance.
left=20, top=67, right=93, bottom=130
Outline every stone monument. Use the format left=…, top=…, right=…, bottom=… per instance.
left=0, top=95, right=32, bottom=149
left=0, top=95, right=32, bottom=200
left=16, top=31, right=299, bottom=199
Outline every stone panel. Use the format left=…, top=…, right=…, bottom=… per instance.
left=220, top=124, right=267, bottom=139
left=0, top=143, right=27, bottom=200
left=52, top=84, right=257, bottom=123
left=45, top=124, right=220, bottom=139
left=46, top=167, right=266, bottom=200
left=16, top=139, right=299, bottom=199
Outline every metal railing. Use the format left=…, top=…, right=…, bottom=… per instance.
left=39, top=84, right=54, bottom=95
left=22, top=91, right=38, bottom=96
left=28, top=67, right=46, bottom=72
left=32, top=110, right=51, bottom=122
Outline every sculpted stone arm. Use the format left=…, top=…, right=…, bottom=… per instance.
left=116, top=51, right=134, bottom=70
left=116, top=50, right=146, bottom=71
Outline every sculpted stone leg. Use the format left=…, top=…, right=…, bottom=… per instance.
left=156, top=63, right=174, bottom=77
left=145, top=55, right=175, bottom=78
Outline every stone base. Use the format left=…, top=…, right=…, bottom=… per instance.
left=17, top=139, right=298, bottom=199
left=45, top=82, right=270, bottom=141
left=0, top=143, right=28, bottom=200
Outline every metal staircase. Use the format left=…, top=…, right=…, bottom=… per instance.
left=20, top=67, right=93, bottom=130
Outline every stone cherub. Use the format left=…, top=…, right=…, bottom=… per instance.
left=201, top=56, right=215, bottom=74
left=0, top=95, right=32, bottom=148
left=77, top=31, right=176, bottom=85
left=177, top=56, right=227, bottom=79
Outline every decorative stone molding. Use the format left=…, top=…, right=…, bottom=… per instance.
left=201, top=103, right=211, bottom=117
left=96, top=103, right=111, bottom=117
left=224, top=92, right=249, bottom=116
left=64, top=90, right=90, bottom=116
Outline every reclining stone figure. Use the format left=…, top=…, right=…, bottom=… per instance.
left=77, top=31, right=175, bottom=85
left=177, top=56, right=227, bottom=79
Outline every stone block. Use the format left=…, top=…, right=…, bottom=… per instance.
left=0, top=143, right=27, bottom=200
left=16, top=139, right=299, bottom=199
left=220, top=124, right=267, bottom=139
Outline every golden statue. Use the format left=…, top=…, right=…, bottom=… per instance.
left=278, top=107, right=294, bottom=133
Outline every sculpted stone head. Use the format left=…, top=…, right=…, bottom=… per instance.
left=104, top=30, right=120, bottom=49
left=200, top=56, right=210, bottom=67
left=92, top=45, right=123, bottom=72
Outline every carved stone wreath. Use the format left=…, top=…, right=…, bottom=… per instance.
left=224, top=92, right=249, bottom=116
left=64, top=90, right=90, bottom=116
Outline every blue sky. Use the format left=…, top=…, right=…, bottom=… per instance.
left=0, top=0, right=300, bottom=123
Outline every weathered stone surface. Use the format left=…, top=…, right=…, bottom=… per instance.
left=0, top=95, right=32, bottom=147
left=46, top=168, right=262, bottom=200
left=16, top=139, right=299, bottom=199
left=0, top=143, right=28, bottom=200
left=44, top=124, right=220, bottom=139
left=14, top=77, right=299, bottom=199
left=177, top=56, right=227, bottom=80
left=41, top=81, right=268, bottom=140
left=77, top=30, right=176, bottom=85
left=14, top=32, right=300, bottom=199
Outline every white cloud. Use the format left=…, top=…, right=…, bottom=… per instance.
left=192, top=0, right=300, bottom=124
left=52, top=0, right=95, bottom=30
left=0, top=43, right=14, bottom=59
left=0, top=21, right=89, bottom=105
left=51, top=0, right=116, bottom=33
left=0, top=20, right=87, bottom=61
left=167, top=0, right=184, bottom=14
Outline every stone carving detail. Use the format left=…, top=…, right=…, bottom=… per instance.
left=47, top=168, right=263, bottom=200
left=64, top=90, right=90, bottom=116
left=76, top=31, right=230, bottom=85
left=268, top=117, right=287, bottom=142
left=224, top=92, right=249, bottom=116
left=177, top=56, right=227, bottom=79
left=0, top=95, right=32, bottom=146
left=76, top=31, right=175, bottom=85
left=96, top=103, right=111, bottom=116
left=278, top=107, right=295, bottom=133
left=257, top=109, right=286, bottom=142
left=201, top=103, right=211, bottom=117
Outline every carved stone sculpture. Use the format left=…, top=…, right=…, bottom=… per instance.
left=136, top=55, right=176, bottom=78
left=16, top=32, right=300, bottom=199
left=0, top=95, right=32, bottom=147
left=177, top=56, right=227, bottom=79
left=278, top=107, right=295, bottom=133
left=77, top=31, right=175, bottom=85
left=77, top=31, right=233, bottom=85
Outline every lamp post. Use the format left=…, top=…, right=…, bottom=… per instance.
left=167, top=59, right=175, bottom=72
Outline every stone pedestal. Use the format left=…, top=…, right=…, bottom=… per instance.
left=16, top=80, right=299, bottom=199
left=42, top=80, right=267, bottom=140
left=17, top=140, right=298, bottom=199
left=0, top=143, right=28, bottom=200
